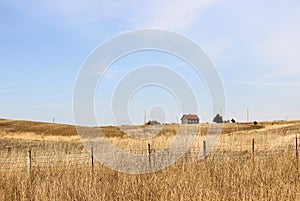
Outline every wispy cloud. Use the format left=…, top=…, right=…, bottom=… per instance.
left=33, top=94, right=64, bottom=102
left=131, top=0, right=217, bottom=31
left=233, top=1, right=300, bottom=77
left=7, top=0, right=217, bottom=32
left=259, top=29, right=300, bottom=76
left=0, top=85, right=19, bottom=93
left=228, top=80, right=300, bottom=87
left=102, top=68, right=124, bottom=80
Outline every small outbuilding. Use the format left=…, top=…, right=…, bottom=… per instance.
left=181, top=114, right=200, bottom=124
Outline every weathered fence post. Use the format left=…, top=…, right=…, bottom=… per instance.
left=148, top=143, right=151, bottom=168
left=27, top=149, right=31, bottom=176
left=203, top=140, right=207, bottom=159
left=252, top=138, right=255, bottom=163
left=296, top=135, right=299, bottom=167
left=91, top=144, right=94, bottom=173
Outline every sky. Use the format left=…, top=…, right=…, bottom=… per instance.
left=1, top=0, right=300, bottom=125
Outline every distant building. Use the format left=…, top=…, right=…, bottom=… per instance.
left=181, top=114, right=200, bottom=124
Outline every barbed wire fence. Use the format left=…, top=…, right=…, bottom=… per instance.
left=0, top=134, right=299, bottom=176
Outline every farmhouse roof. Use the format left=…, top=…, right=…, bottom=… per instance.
left=181, top=114, right=199, bottom=120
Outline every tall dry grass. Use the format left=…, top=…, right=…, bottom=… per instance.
left=0, top=153, right=299, bottom=200
left=0, top=119, right=300, bottom=200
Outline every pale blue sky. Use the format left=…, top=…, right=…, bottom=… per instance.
left=1, top=0, right=300, bottom=125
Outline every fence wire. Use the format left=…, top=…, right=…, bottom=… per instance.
left=0, top=135, right=299, bottom=172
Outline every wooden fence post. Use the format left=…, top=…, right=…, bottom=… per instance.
left=91, top=144, right=94, bottom=173
left=252, top=138, right=255, bottom=163
left=27, top=149, right=31, bottom=176
left=296, top=135, right=299, bottom=167
left=148, top=143, right=151, bottom=168
left=203, top=140, right=206, bottom=159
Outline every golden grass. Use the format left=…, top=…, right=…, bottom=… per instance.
left=0, top=118, right=78, bottom=137
left=0, top=119, right=300, bottom=200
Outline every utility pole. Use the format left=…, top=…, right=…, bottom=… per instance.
left=53, top=117, right=55, bottom=123
left=246, top=108, right=249, bottom=123
left=144, top=111, right=146, bottom=124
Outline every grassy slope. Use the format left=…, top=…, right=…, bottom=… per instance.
left=0, top=118, right=299, bottom=140
left=0, top=119, right=77, bottom=136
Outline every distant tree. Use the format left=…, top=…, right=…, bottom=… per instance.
left=145, top=120, right=161, bottom=126
left=253, top=121, right=258, bottom=125
left=213, top=114, right=223, bottom=123
left=231, top=119, right=236, bottom=123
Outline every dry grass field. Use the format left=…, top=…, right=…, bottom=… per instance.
left=0, top=118, right=300, bottom=200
